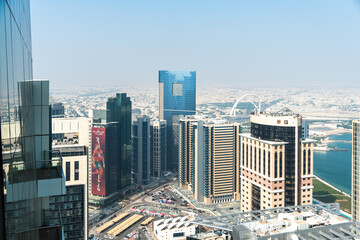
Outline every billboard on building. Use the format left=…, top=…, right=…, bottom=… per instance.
left=91, top=127, right=106, bottom=196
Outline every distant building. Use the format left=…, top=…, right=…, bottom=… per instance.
left=51, top=102, right=65, bottom=118
left=302, top=119, right=309, bottom=139
left=151, top=120, right=167, bottom=177
left=179, top=116, right=241, bottom=204
left=240, top=108, right=315, bottom=211
left=159, top=70, right=196, bottom=171
left=132, top=116, right=151, bottom=185
left=153, top=216, right=196, bottom=240
left=89, top=109, right=107, bottom=124
left=352, top=119, right=360, bottom=221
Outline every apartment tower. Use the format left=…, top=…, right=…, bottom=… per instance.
left=179, top=116, right=241, bottom=204
left=240, top=109, right=314, bottom=212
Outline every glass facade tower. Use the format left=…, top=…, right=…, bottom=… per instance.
left=106, top=93, right=132, bottom=190
left=1, top=1, right=66, bottom=239
left=159, top=71, right=196, bottom=171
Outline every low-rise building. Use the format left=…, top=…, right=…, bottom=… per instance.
left=153, top=216, right=196, bottom=240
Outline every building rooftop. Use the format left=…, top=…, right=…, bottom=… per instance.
left=182, top=115, right=235, bottom=125
left=240, top=133, right=289, bottom=145
left=191, top=204, right=354, bottom=239
left=251, top=107, right=301, bottom=119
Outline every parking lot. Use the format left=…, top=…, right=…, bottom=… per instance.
left=150, top=186, right=191, bottom=208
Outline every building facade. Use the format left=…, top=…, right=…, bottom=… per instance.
left=159, top=70, right=196, bottom=171
left=240, top=110, right=314, bottom=212
left=179, top=116, right=241, bottom=204
left=352, top=120, right=360, bottom=221
left=52, top=144, right=88, bottom=240
left=151, top=120, right=167, bottom=177
left=51, top=117, right=90, bottom=239
left=132, top=116, right=151, bottom=185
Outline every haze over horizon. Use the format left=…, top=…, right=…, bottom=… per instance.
left=31, top=0, right=360, bottom=88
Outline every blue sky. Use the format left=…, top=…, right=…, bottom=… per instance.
left=30, top=0, right=360, bottom=88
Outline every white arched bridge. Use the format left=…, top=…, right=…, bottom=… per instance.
left=230, top=94, right=262, bottom=117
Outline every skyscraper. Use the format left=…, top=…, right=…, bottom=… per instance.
left=107, top=93, right=132, bottom=190
left=179, top=116, right=241, bottom=204
left=159, top=70, right=196, bottom=171
left=240, top=109, right=314, bottom=211
left=352, top=120, right=360, bottom=221
left=0, top=1, right=68, bottom=238
left=151, top=120, right=167, bottom=177
left=132, top=116, right=151, bottom=185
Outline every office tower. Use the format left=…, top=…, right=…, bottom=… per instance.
left=132, top=116, right=151, bottom=185
left=52, top=117, right=91, bottom=239
left=240, top=109, right=314, bottom=212
left=51, top=102, right=65, bottom=118
left=159, top=70, right=196, bottom=171
left=151, top=120, right=167, bottom=177
left=179, top=116, right=241, bottom=204
left=107, top=93, right=132, bottom=190
left=352, top=120, right=360, bottom=221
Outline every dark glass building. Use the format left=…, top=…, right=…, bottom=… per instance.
left=106, top=93, right=132, bottom=190
left=159, top=71, right=196, bottom=171
left=132, top=116, right=151, bottom=185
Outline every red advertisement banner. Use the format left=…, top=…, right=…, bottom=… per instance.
left=91, top=127, right=106, bottom=196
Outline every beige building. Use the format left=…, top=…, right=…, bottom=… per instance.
left=179, top=116, right=241, bottom=204
left=52, top=117, right=91, bottom=239
left=240, top=109, right=314, bottom=212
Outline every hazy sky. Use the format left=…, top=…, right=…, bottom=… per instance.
left=30, top=0, right=360, bottom=88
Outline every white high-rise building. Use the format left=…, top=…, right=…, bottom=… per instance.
left=151, top=120, right=167, bottom=177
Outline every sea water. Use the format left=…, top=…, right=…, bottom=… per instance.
left=313, top=132, right=352, bottom=195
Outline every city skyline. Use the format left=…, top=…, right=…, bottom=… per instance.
left=30, top=0, right=360, bottom=88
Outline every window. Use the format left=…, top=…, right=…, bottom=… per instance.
left=75, top=161, right=79, bottom=180
left=172, top=83, right=183, bottom=96
left=66, top=162, right=71, bottom=181
left=173, top=232, right=185, bottom=237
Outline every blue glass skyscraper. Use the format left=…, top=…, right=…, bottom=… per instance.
left=159, top=70, right=196, bottom=171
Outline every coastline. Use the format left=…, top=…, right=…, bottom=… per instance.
left=314, top=175, right=350, bottom=198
